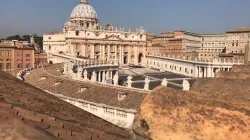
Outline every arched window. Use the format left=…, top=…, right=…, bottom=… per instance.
left=49, top=46, right=51, bottom=50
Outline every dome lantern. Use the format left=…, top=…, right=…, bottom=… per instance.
left=81, top=0, right=88, bottom=4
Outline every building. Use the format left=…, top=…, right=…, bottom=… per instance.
left=43, top=0, right=147, bottom=66
left=14, top=46, right=35, bottom=74
left=34, top=51, right=48, bottom=67
left=149, top=27, right=250, bottom=61
left=0, top=43, right=15, bottom=75
left=185, top=34, right=227, bottom=60
left=149, top=30, right=201, bottom=56
left=226, top=28, right=250, bottom=54
left=0, top=42, right=35, bottom=75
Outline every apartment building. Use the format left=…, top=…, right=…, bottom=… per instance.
left=0, top=44, right=15, bottom=75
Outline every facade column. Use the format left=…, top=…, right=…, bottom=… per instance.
left=91, top=44, right=95, bottom=59
left=102, top=44, right=105, bottom=61
left=143, top=45, right=146, bottom=65
left=121, top=46, right=124, bottom=65
left=107, top=44, right=111, bottom=62
left=128, top=45, right=131, bottom=64
left=119, top=45, right=122, bottom=65
left=134, top=46, right=138, bottom=65
left=115, top=45, right=117, bottom=61
left=99, top=44, right=102, bottom=60
left=81, top=43, right=86, bottom=57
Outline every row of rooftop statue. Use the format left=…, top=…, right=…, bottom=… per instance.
left=64, top=61, right=190, bottom=91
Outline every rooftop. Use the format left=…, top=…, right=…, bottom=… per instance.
left=226, top=27, right=250, bottom=33
left=24, top=63, right=147, bottom=110
left=0, top=71, right=129, bottom=139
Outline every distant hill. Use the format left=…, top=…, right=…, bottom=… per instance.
left=3, top=34, right=43, bottom=49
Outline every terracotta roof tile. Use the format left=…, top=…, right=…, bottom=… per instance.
left=24, top=64, right=147, bottom=110
left=0, top=71, right=129, bottom=139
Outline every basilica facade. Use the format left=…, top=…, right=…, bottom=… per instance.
left=43, top=0, right=147, bottom=65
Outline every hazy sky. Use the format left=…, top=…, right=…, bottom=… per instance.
left=0, top=0, right=250, bottom=38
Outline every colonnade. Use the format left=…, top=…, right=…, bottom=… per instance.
left=146, top=55, right=242, bottom=78
left=80, top=69, right=118, bottom=84
left=195, top=66, right=231, bottom=78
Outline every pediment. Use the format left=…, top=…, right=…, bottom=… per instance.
left=104, top=35, right=123, bottom=41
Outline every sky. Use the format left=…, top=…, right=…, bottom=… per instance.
left=0, top=0, right=250, bottom=38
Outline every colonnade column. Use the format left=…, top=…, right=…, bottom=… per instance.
left=98, top=71, right=101, bottom=82
left=211, top=67, right=215, bottom=77
left=207, top=66, right=212, bottom=77
left=102, top=71, right=106, bottom=83
left=195, top=66, right=198, bottom=77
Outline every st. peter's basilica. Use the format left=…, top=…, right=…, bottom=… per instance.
left=43, top=0, right=147, bottom=65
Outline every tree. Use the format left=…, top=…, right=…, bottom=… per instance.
left=6, top=35, right=22, bottom=40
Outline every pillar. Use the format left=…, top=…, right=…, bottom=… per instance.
left=128, top=45, right=131, bottom=64
left=143, top=45, right=146, bottom=65
left=102, top=44, right=105, bottom=60
left=107, top=44, right=111, bottom=61
left=102, top=71, right=106, bottom=83
left=106, top=70, right=110, bottom=80
left=119, top=45, right=122, bottom=65
left=91, top=44, right=95, bottom=59
left=195, top=66, right=198, bottom=78
left=121, top=46, right=124, bottom=65
left=207, top=66, right=212, bottom=77
left=98, top=71, right=101, bottom=82
left=99, top=44, right=102, bottom=60
left=115, top=45, right=117, bottom=61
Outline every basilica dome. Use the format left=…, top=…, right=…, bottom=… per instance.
left=70, top=0, right=97, bottom=19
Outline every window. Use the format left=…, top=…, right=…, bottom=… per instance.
left=6, top=63, right=11, bottom=69
left=140, top=35, right=142, bottom=39
left=6, top=51, right=11, bottom=56
left=26, top=59, right=30, bottom=62
left=49, top=46, right=51, bottom=50
left=6, top=58, right=11, bottom=62
left=26, top=63, right=31, bottom=68
left=17, top=54, right=22, bottom=57
left=0, top=64, right=2, bottom=70
left=76, top=31, right=79, bottom=36
left=17, top=64, right=22, bottom=68
left=0, top=51, right=2, bottom=56
left=26, top=54, right=30, bottom=58
left=0, top=58, right=3, bottom=62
